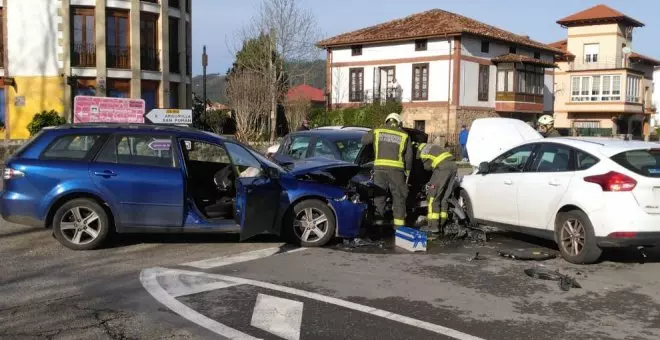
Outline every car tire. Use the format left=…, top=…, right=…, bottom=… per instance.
left=459, top=190, right=476, bottom=227
left=287, top=199, right=336, bottom=247
left=554, top=210, right=602, bottom=264
left=53, top=198, right=110, bottom=251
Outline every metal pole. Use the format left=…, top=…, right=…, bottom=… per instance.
left=202, top=45, right=208, bottom=113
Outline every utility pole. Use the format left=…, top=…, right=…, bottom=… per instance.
left=202, top=45, right=208, bottom=113
left=269, top=27, right=277, bottom=142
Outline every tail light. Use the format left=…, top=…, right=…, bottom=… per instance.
left=3, top=168, right=25, bottom=180
left=584, top=171, right=636, bottom=192
left=607, top=232, right=637, bottom=238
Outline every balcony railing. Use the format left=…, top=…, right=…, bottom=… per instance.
left=141, top=47, right=160, bottom=71
left=71, top=42, right=96, bottom=67
left=496, top=92, right=543, bottom=103
left=107, top=45, right=130, bottom=69
left=569, top=55, right=625, bottom=71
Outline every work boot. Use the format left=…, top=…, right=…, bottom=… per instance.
left=420, top=224, right=440, bottom=234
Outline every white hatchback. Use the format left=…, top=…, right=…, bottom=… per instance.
left=460, top=118, right=660, bottom=264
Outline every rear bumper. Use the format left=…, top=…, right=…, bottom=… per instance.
left=0, top=191, right=44, bottom=227
left=598, top=232, right=660, bottom=248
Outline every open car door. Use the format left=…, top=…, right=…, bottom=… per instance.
left=224, top=142, right=282, bottom=241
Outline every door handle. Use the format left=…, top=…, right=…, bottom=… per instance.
left=549, top=179, right=561, bottom=186
left=504, top=179, right=513, bottom=185
left=94, top=171, right=118, bottom=177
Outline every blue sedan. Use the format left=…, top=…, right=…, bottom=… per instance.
left=0, top=124, right=367, bottom=250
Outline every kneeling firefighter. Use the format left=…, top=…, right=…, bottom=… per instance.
left=417, top=142, right=457, bottom=234
left=361, top=113, right=413, bottom=228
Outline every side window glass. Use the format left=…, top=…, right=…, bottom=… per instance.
left=531, top=144, right=572, bottom=173
left=490, top=144, right=535, bottom=174
left=96, top=135, right=175, bottom=168
left=313, top=139, right=337, bottom=160
left=285, top=136, right=310, bottom=160
left=576, top=150, right=599, bottom=171
left=225, top=143, right=263, bottom=178
left=42, top=134, right=102, bottom=160
left=182, top=140, right=231, bottom=164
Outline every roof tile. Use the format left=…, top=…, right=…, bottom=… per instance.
left=491, top=54, right=557, bottom=68
left=556, top=4, right=643, bottom=27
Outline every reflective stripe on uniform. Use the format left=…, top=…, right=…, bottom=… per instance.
left=427, top=197, right=440, bottom=220
left=373, top=128, right=408, bottom=169
left=393, top=218, right=405, bottom=226
left=431, top=152, right=453, bottom=168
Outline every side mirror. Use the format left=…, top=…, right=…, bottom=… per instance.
left=478, top=162, right=490, bottom=174
left=267, top=167, right=280, bottom=179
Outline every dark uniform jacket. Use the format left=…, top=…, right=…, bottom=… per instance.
left=544, top=127, right=562, bottom=138
left=417, top=143, right=455, bottom=171
left=362, top=126, right=413, bottom=172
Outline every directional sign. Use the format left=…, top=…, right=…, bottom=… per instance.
left=74, top=96, right=145, bottom=123
left=144, top=108, right=193, bottom=125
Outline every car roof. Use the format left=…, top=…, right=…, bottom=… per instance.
left=527, top=137, right=660, bottom=157
left=289, top=129, right=367, bottom=140
left=44, top=123, right=227, bottom=142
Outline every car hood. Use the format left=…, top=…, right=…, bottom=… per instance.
left=288, top=158, right=362, bottom=187
left=466, top=118, right=542, bottom=167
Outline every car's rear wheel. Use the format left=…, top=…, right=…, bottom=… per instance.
left=289, top=199, right=336, bottom=247
left=53, top=198, right=110, bottom=251
left=555, top=210, right=601, bottom=264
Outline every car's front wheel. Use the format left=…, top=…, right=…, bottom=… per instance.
left=555, top=210, right=602, bottom=264
left=289, top=199, right=336, bottom=247
left=53, top=198, right=110, bottom=251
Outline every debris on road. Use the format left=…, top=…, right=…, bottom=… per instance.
left=443, top=223, right=487, bottom=243
left=524, top=268, right=582, bottom=291
left=638, top=246, right=648, bottom=264
left=395, top=227, right=427, bottom=252
left=341, top=238, right=385, bottom=249
left=498, top=249, right=557, bottom=261
left=467, top=252, right=485, bottom=262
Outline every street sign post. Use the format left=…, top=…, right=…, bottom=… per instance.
left=144, top=109, right=193, bottom=125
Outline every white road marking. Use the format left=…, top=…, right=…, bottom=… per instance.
left=141, top=267, right=485, bottom=340
left=250, top=293, right=303, bottom=340
left=182, top=247, right=307, bottom=269
left=160, top=272, right=238, bottom=298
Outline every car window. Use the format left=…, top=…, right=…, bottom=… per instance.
left=576, top=150, right=599, bottom=171
left=489, top=144, right=536, bottom=174
left=530, top=144, right=573, bottom=173
left=337, top=138, right=363, bottom=162
left=182, top=140, right=231, bottom=164
left=96, top=135, right=175, bottom=168
left=224, top=142, right=263, bottom=178
left=611, top=149, right=660, bottom=178
left=284, top=135, right=310, bottom=160
left=42, top=134, right=102, bottom=160
left=313, top=139, right=338, bottom=160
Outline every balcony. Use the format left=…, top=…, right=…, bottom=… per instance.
left=141, top=47, right=160, bottom=71
left=569, top=55, right=624, bottom=71
left=496, top=92, right=543, bottom=104
left=107, top=45, right=131, bottom=69
left=71, top=42, right=96, bottom=67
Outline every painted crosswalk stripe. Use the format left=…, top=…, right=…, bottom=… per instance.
left=250, top=293, right=303, bottom=340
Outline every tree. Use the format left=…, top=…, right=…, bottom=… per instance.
left=284, top=97, right=311, bottom=132
left=27, top=110, right=66, bottom=136
left=226, top=69, right=271, bottom=142
left=232, top=0, right=322, bottom=142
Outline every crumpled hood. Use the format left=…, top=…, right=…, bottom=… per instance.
left=467, top=118, right=542, bottom=167
left=288, top=158, right=362, bottom=187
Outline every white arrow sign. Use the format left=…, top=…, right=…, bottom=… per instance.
left=145, top=109, right=193, bottom=125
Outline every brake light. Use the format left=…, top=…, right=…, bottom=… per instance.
left=3, top=168, right=25, bottom=180
left=584, top=171, right=636, bottom=192
left=607, top=232, right=637, bottom=239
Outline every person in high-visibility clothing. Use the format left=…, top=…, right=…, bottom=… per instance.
left=361, top=113, right=413, bottom=227
left=537, top=115, right=561, bottom=138
left=417, top=142, right=457, bottom=234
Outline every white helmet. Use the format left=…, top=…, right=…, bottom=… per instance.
left=538, top=115, right=554, bottom=126
left=385, top=113, right=403, bottom=125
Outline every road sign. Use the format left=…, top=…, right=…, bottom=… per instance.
left=144, top=108, right=193, bottom=125
left=74, top=96, right=145, bottom=123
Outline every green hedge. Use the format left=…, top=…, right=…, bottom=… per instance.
left=308, top=102, right=403, bottom=128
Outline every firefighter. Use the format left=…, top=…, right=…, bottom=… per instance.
left=361, top=113, right=413, bottom=228
left=538, top=115, right=561, bottom=137
left=417, top=142, right=457, bottom=234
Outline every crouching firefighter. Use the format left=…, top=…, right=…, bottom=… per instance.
left=417, top=142, right=457, bottom=234
left=362, top=113, right=413, bottom=228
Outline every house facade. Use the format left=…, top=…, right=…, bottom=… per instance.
left=654, top=66, right=660, bottom=126
left=550, top=5, right=659, bottom=138
left=0, top=0, right=193, bottom=140
left=317, top=9, right=560, bottom=140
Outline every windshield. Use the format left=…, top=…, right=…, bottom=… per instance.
left=611, top=149, right=660, bottom=178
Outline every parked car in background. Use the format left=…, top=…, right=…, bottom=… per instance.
left=266, top=126, right=370, bottom=161
left=0, top=124, right=368, bottom=250
left=460, top=118, right=660, bottom=264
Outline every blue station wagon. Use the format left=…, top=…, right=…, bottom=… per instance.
left=0, top=124, right=367, bottom=250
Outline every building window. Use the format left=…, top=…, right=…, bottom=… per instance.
left=107, top=79, right=130, bottom=98
left=415, top=39, right=428, bottom=51
left=349, top=68, right=364, bottom=102
left=106, top=10, right=130, bottom=69
left=412, top=63, right=429, bottom=101
left=570, top=75, right=621, bottom=102
left=72, top=8, right=95, bottom=67
left=351, top=45, right=362, bottom=56
left=142, top=81, right=159, bottom=113
left=497, top=69, right=514, bottom=92
left=534, top=52, right=541, bottom=59
left=169, top=0, right=181, bottom=8
left=0, top=9, right=3, bottom=67
left=373, top=66, right=396, bottom=101
left=169, top=17, right=180, bottom=73
left=170, top=82, right=180, bottom=108
left=74, top=78, right=97, bottom=97
left=478, top=65, right=489, bottom=101
left=186, top=22, right=192, bottom=76
left=414, top=120, right=426, bottom=132
left=509, top=46, right=516, bottom=54
left=514, top=64, right=544, bottom=95
left=627, top=75, right=641, bottom=103
left=584, top=43, right=599, bottom=63
left=481, top=41, right=489, bottom=54
left=140, top=13, right=159, bottom=71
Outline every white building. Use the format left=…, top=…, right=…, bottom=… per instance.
left=655, top=66, right=660, bottom=126
left=317, top=9, right=561, bottom=139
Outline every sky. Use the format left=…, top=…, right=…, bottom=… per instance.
left=190, top=0, right=660, bottom=76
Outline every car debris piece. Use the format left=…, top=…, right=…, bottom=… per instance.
left=341, top=238, right=385, bottom=249
left=467, top=252, right=485, bottom=262
left=498, top=249, right=557, bottom=261
left=395, top=227, right=427, bottom=252
left=443, top=223, right=487, bottom=243
left=524, top=268, right=582, bottom=291
left=637, top=246, right=647, bottom=264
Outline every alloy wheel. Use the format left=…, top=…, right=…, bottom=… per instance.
left=293, top=207, right=328, bottom=243
left=59, top=206, right=102, bottom=245
left=560, top=218, right=585, bottom=256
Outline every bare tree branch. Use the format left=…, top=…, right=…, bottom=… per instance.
left=226, top=70, right=270, bottom=142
